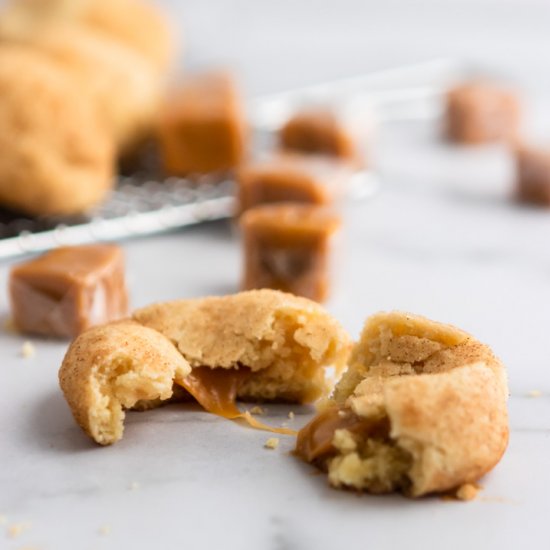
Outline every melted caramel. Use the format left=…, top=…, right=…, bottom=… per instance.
left=177, top=366, right=296, bottom=435
left=295, top=405, right=384, bottom=463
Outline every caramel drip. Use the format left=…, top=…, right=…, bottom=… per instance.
left=177, top=366, right=296, bottom=435
left=295, top=405, right=382, bottom=463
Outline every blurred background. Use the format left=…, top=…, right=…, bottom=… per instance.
left=160, top=0, right=550, bottom=95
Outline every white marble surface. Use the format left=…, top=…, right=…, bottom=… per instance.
left=2, top=1, right=550, bottom=549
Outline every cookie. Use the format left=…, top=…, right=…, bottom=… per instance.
left=296, top=311, right=509, bottom=497
left=0, top=45, right=114, bottom=216
left=0, top=0, right=174, bottom=71
left=59, top=320, right=191, bottom=445
left=134, top=289, right=350, bottom=403
left=17, top=25, right=163, bottom=150
left=60, top=290, right=351, bottom=445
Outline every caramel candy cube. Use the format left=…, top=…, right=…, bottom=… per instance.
left=446, top=82, right=520, bottom=144
left=240, top=203, right=341, bottom=302
left=515, top=145, right=550, bottom=206
left=9, top=244, right=128, bottom=338
left=279, top=107, right=366, bottom=166
left=157, top=71, right=247, bottom=174
left=237, top=153, right=353, bottom=214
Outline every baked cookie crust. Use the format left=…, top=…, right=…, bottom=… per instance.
left=0, top=0, right=174, bottom=71
left=0, top=45, right=114, bottom=216
left=15, top=25, right=163, bottom=150
left=59, top=320, right=191, bottom=445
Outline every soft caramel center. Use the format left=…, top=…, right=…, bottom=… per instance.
left=177, top=366, right=296, bottom=435
left=178, top=366, right=249, bottom=419
left=295, top=405, right=387, bottom=463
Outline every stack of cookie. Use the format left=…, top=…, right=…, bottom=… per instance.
left=0, top=0, right=174, bottom=216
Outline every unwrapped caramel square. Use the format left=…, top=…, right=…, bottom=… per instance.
left=9, top=244, right=128, bottom=338
left=446, top=82, right=520, bottom=144
left=237, top=153, right=353, bottom=214
left=515, top=145, right=550, bottom=206
left=279, top=107, right=366, bottom=166
left=240, top=203, right=341, bottom=302
left=157, top=71, right=247, bottom=174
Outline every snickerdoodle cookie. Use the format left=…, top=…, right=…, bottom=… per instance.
left=60, top=290, right=351, bottom=445
left=0, top=0, right=174, bottom=71
left=296, top=311, right=509, bottom=497
left=59, top=320, right=191, bottom=445
left=0, top=46, right=114, bottom=216
left=15, top=25, right=163, bottom=150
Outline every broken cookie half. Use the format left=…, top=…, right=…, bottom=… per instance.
left=59, top=289, right=350, bottom=445
left=59, top=320, right=191, bottom=445
left=296, top=311, right=509, bottom=497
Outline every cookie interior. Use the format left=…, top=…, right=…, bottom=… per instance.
left=133, top=293, right=351, bottom=406
left=138, top=307, right=348, bottom=415
left=296, top=312, right=480, bottom=494
left=231, top=307, right=346, bottom=403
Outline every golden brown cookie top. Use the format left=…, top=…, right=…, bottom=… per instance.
left=0, top=0, right=174, bottom=71
left=333, top=311, right=473, bottom=404
left=322, top=311, right=509, bottom=497
left=59, top=320, right=191, bottom=445
left=0, top=45, right=114, bottom=215
left=14, top=23, right=162, bottom=148
left=133, top=289, right=350, bottom=371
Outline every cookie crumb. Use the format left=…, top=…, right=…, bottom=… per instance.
left=288, top=411, right=295, bottom=420
left=128, top=481, right=140, bottom=491
left=21, top=341, right=35, bottom=359
left=7, top=522, right=30, bottom=538
left=264, top=437, right=279, bottom=450
left=527, top=390, right=542, bottom=398
left=98, top=525, right=111, bottom=536
left=456, top=483, right=480, bottom=501
left=250, top=406, right=265, bottom=416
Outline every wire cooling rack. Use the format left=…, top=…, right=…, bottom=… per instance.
left=0, top=58, right=475, bottom=260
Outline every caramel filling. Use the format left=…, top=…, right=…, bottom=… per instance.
left=295, top=405, right=385, bottom=463
left=296, top=405, right=412, bottom=493
left=177, top=366, right=296, bottom=435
